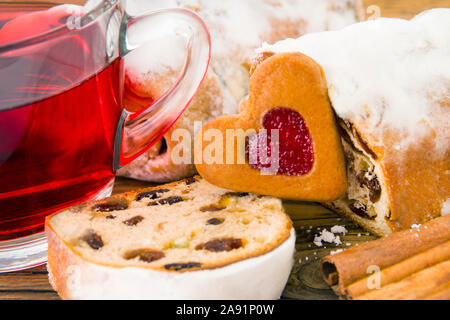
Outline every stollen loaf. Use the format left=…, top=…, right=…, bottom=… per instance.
left=256, top=9, right=450, bottom=235
left=114, top=0, right=363, bottom=182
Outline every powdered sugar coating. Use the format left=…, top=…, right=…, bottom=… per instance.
left=116, top=0, right=361, bottom=111
left=442, top=199, right=450, bottom=216
left=124, top=0, right=360, bottom=61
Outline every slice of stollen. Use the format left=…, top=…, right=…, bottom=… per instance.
left=45, top=177, right=295, bottom=300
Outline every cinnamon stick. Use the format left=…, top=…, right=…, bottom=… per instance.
left=320, top=215, right=450, bottom=298
left=346, top=240, right=450, bottom=298
left=355, top=261, right=450, bottom=300
left=423, top=284, right=450, bottom=300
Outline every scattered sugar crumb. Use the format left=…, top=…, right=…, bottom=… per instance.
left=313, top=229, right=335, bottom=247
left=330, top=225, right=348, bottom=235
left=313, top=227, right=345, bottom=247
left=411, top=224, right=421, bottom=229
left=330, top=249, right=344, bottom=255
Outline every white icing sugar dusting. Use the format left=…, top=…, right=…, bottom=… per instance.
left=259, top=9, right=450, bottom=149
left=119, top=0, right=360, bottom=69
left=273, top=0, right=361, bottom=33
left=196, top=0, right=359, bottom=61
left=442, top=199, right=450, bottom=216
left=193, top=0, right=356, bottom=60
left=104, top=0, right=360, bottom=116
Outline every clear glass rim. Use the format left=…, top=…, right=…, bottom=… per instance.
left=0, top=0, right=119, bottom=51
left=0, top=231, right=47, bottom=273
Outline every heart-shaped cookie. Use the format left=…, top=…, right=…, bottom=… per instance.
left=194, top=52, right=347, bottom=201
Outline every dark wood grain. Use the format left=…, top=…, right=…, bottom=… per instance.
left=0, top=272, right=52, bottom=290
left=112, top=177, right=157, bottom=195
left=0, top=0, right=445, bottom=300
left=281, top=201, right=377, bottom=300
left=0, top=291, right=60, bottom=300
left=0, top=265, right=58, bottom=300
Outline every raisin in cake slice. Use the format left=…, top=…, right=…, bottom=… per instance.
left=45, top=177, right=295, bottom=300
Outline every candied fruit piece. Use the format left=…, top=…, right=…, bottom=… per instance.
left=173, top=236, right=190, bottom=248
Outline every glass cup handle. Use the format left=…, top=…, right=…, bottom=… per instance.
left=113, top=8, right=211, bottom=170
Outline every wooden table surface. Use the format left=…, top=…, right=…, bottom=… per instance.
left=1, top=0, right=449, bottom=300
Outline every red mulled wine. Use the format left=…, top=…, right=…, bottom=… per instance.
left=0, top=4, right=122, bottom=240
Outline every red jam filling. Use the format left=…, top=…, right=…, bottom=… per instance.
left=246, top=107, right=314, bottom=176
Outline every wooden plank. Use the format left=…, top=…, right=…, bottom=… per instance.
left=0, top=266, right=58, bottom=300
left=0, top=201, right=371, bottom=301
left=281, top=201, right=377, bottom=299
left=0, top=273, right=53, bottom=291
left=363, top=0, right=450, bottom=19
left=0, top=291, right=60, bottom=300
left=112, top=177, right=156, bottom=195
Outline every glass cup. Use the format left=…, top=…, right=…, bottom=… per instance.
left=0, top=0, right=211, bottom=272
